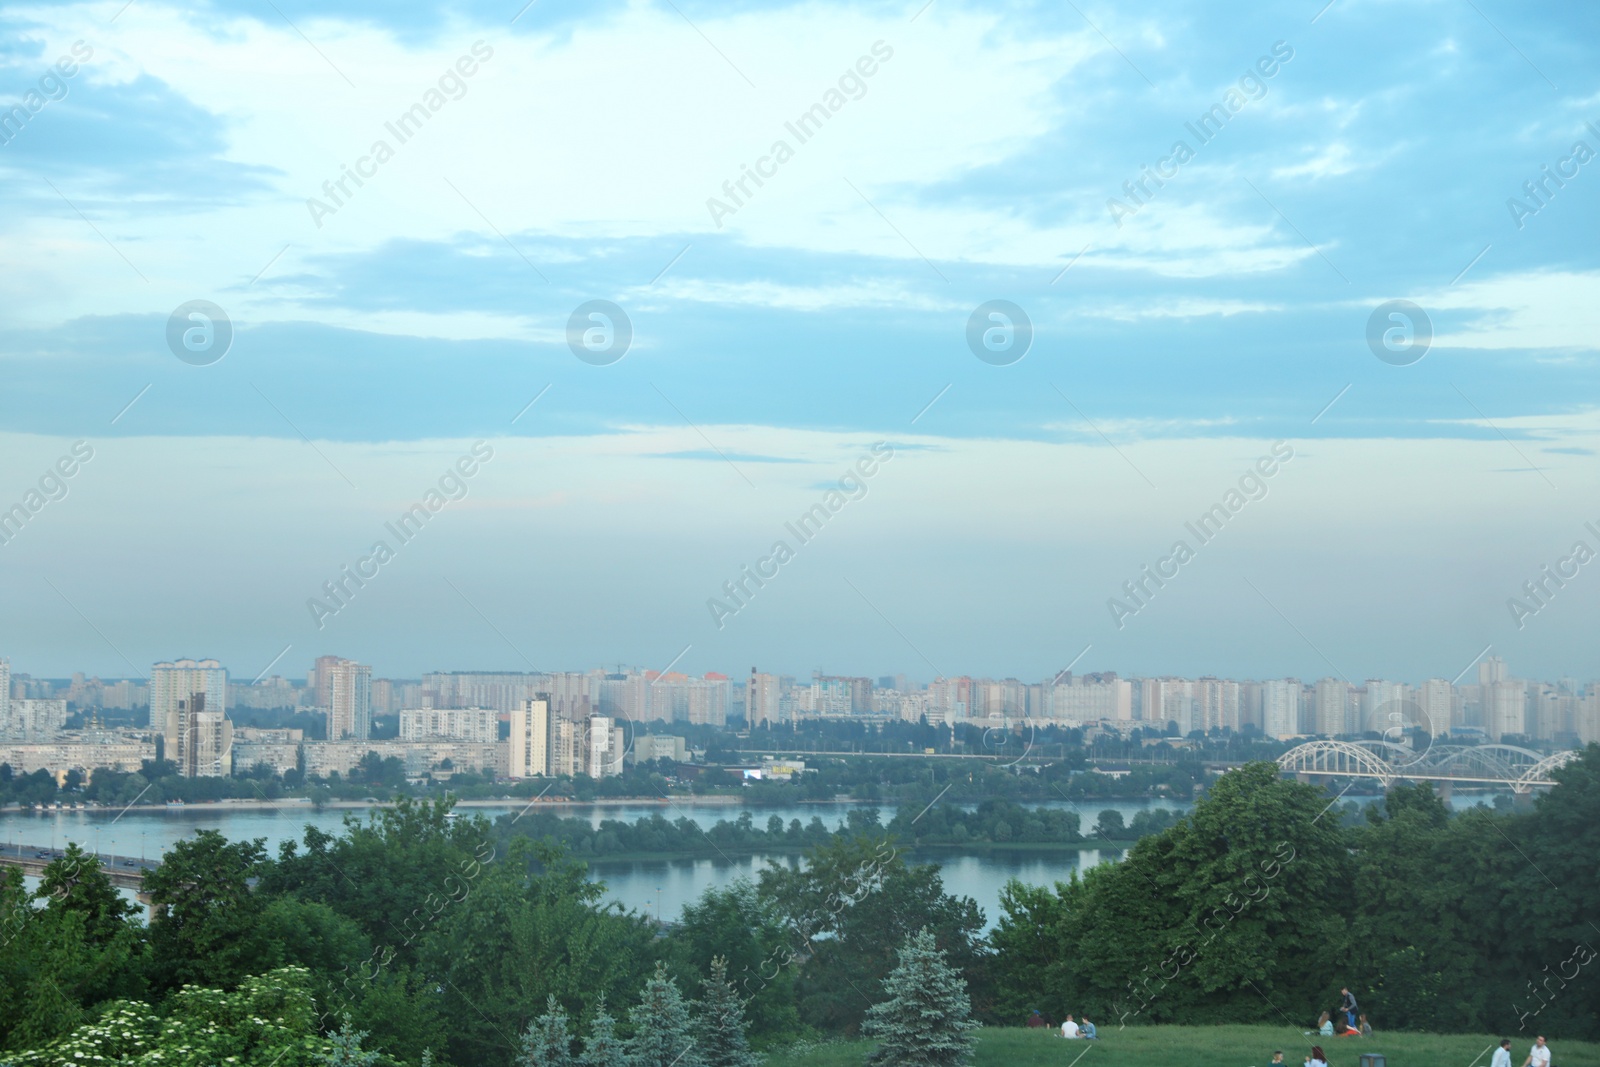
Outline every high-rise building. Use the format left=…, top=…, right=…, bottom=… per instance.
left=3, top=698, right=68, bottom=741
left=1360, top=680, right=1407, bottom=736
left=150, top=659, right=227, bottom=734
left=510, top=696, right=551, bottom=778
left=748, top=670, right=781, bottom=727
left=166, top=692, right=232, bottom=777
left=1484, top=679, right=1527, bottom=740
left=0, top=657, right=9, bottom=731
left=1262, top=679, right=1301, bottom=741
left=318, top=658, right=372, bottom=740
left=1479, top=656, right=1508, bottom=685
left=1313, top=678, right=1350, bottom=736
left=1413, top=679, right=1454, bottom=735
left=587, top=715, right=625, bottom=777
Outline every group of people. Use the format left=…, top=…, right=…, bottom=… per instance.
left=1313, top=988, right=1372, bottom=1038
left=1494, top=1035, right=1553, bottom=1067
left=1023, top=1010, right=1097, bottom=1039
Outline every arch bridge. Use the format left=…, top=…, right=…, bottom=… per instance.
left=1276, top=740, right=1581, bottom=794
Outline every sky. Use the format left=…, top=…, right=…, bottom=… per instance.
left=0, top=0, right=1598, bottom=685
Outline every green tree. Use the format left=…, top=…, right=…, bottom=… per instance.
left=580, top=996, right=625, bottom=1067
left=861, top=929, right=977, bottom=1067
left=143, top=829, right=273, bottom=992
left=521, top=994, right=575, bottom=1067
left=1094, top=809, right=1126, bottom=839
left=1049, top=762, right=1352, bottom=1024
left=757, top=836, right=986, bottom=1034
left=667, top=882, right=797, bottom=1043
left=695, top=957, right=758, bottom=1067
left=626, top=962, right=702, bottom=1067
left=419, top=839, right=654, bottom=1066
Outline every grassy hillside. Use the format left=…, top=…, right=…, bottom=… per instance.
left=764, top=1024, right=1600, bottom=1067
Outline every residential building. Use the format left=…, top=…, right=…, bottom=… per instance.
left=1313, top=678, right=1350, bottom=736
left=748, top=670, right=781, bottom=726
left=3, top=698, right=67, bottom=742
left=317, top=658, right=372, bottom=740
left=166, top=692, right=232, bottom=777
left=1485, top=679, right=1528, bottom=740
left=150, top=659, right=227, bottom=733
left=399, top=707, right=498, bottom=743
left=509, top=696, right=552, bottom=778
left=633, top=734, right=689, bottom=763
left=1262, top=679, right=1301, bottom=741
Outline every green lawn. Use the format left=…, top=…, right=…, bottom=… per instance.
left=763, top=1024, right=1600, bottom=1067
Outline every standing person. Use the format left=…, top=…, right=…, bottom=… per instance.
left=1492, top=1039, right=1514, bottom=1067
left=1340, top=987, right=1359, bottom=1031
left=1061, top=1014, right=1080, bottom=1039
left=1522, top=1036, right=1551, bottom=1067
left=1306, top=1046, right=1328, bottom=1067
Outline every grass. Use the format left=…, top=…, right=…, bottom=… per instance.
left=761, top=1024, right=1600, bottom=1067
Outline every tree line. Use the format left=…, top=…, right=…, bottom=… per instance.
left=4, top=747, right=1598, bottom=1066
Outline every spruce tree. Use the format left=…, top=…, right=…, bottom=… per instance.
left=626, top=962, right=702, bottom=1067
left=521, top=994, right=575, bottom=1067
left=322, top=1016, right=381, bottom=1067
left=861, top=929, right=978, bottom=1067
left=581, top=995, right=627, bottom=1067
left=696, top=956, right=760, bottom=1067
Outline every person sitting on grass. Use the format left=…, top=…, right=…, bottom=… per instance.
left=1061, top=1014, right=1080, bottom=1039
left=1306, top=1045, right=1329, bottom=1067
left=1027, top=1010, right=1047, bottom=1029
left=1317, top=1011, right=1334, bottom=1037
left=1359, top=1015, right=1372, bottom=1037
left=1082, top=1018, right=1097, bottom=1040
left=1271, top=1051, right=1285, bottom=1065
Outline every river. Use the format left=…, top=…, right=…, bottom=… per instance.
left=2, top=791, right=1507, bottom=928
left=0, top=797, right=1191, bottom=929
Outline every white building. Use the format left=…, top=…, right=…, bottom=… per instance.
left=1313, top=678, right=1351, bottom=736
left=0, top=735, right=154, bottom=776
left=1413, top=679, right=1454, bottom=735
left=1262, top=679, right=1302, bottom=741
left=1051, top=676, right=1134, bottom=722
left=509, top=696, right=551, bottom=778
left=1485, top=679, right=1527, bottom=740
left=399, top=707, right=498, bottom=743
left=150, top=658, right=227, bottom=733
left=3, top=698, right=67, bottom=741
left=317, top=658, right=372, bottom=740
left=166, top=693, right=232, bottom=778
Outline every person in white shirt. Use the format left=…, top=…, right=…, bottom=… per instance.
left=1522, top=1036, right=1551, bottom=1067
left=1061, top=1015, right=1080, bottom=1039
left=1492, top=1038, right=1514, bottom=1067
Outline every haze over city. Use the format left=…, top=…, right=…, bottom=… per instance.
left=2, top=1, right=1599, bottom=1065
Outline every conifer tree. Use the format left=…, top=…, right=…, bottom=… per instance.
left=581, top=995, right=627, bottom=1067
left=696, top=956, right=759, bottom=1067
left=861, top=929, right=978, bottom=1067
left=521, top=994, right=575, bottom=1067
left=626, top=962, right=702, bottom=1067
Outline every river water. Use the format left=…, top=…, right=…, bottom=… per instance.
left=0, top=797, right=1191, bottom=929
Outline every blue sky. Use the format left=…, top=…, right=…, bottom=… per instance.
left=1, top=0, right=1598, bottom=684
